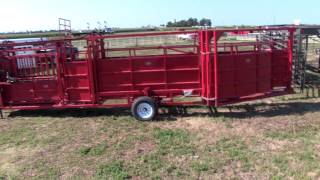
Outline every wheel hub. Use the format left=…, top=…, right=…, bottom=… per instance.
left=137, top=103, right=153, bottom=119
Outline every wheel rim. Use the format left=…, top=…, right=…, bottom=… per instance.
left=137, top=102, right=153, bottom=120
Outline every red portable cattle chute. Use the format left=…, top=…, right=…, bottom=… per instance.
left=0, top=26, right=295, bottom=120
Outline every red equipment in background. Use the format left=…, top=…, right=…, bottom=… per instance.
left=0, top=27, right=295, bottom=120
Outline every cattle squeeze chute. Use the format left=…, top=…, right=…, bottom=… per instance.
left=0, top=27, right=296, bottom=120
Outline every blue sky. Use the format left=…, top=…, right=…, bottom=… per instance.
left=1, top=0, right=319, bottom=32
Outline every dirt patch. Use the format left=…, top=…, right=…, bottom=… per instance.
left=60, top=167, right=94, bottom=180
left=185, top=117, right=220, bottom=131
left=0, top=147, right=40, bottom=176
left=265, top=139, right=290, bottom=151
left=254, top=138, right=295, bottom=152
left=0, top=121, right=10, bottom=131
left=184, top=116, right=265, bottom=138
left=314, top=144, right=320, bottom=157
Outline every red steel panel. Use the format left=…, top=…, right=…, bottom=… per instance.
left=257, top=52, right=272, bottom=93
left=96, top=54, right=201, bottom=97
left=132, top=57, right=164, bottom=71
left=272, top=50, right=289, bottom=87
left=64, top=61, right=91, bottom=102
left=2, top=80, right=58, bottom=105
left=216, top=51, right=275, bottom=100
left=65, top=61, right=89, bottom=75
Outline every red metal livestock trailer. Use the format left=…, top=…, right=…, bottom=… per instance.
left=0, top=26, right=295, bottom=120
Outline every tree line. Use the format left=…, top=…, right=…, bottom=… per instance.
left=166, top=18, right=212, bottom=27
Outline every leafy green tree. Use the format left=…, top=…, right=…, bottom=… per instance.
left=199, top=18, right=212, bottom=27
left=166, top=18, right=211, bottom=27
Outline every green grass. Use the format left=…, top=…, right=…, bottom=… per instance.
left=23, top=160, right=61, bottom=179
left=214, top=137, right=253, bottom=170
left=140, top=153, right=163, bottom=172
left=265, top=124, right=319, bottom=140
left=153, top=128, right=195, bottom=155
left=0, top=126, right=37, bottom=147
left=78, top=143, right=107, bottom=156
left=96, top=161, right=129, bottom=180
left=190, top=161, right=210, bottom=173
left=0, top=95, right=320, bottom=179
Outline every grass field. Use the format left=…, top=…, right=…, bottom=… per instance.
left=0, top=93, right=320, bottom=180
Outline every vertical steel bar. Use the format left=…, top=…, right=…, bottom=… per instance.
left=287, top=29, right=294, bottom=90
left=208, top=31, right=213, bottom=105
left=11, top=54, right=18, bottom=77
left=52, top=55, right=56, bottom=75
left=31, top=57, right=35, bottom=77
left=106, top=41, right=109, bottom=58
left=46, top=56, right=50, bottom=76
left=0, top=90, right=3, bottom=108
left=318, top=51, right=320, bottom=72
left=164, top=48, right=168, bottom=90
left=199, top=30, right=206, bottom=97
left=55, top=42, right=65, bottom=104
left=70, top=40, right=75, bottom=62
left=255, top=45, right=260, bottom=93
left=35, top=57, right=40, bottom=76
left=40, top=56, right=44, bottom=76
left=205, top=30, right=210, bottom=103
left=193, top=35, right=197, bottom=53
left=129, top=49, right=134, bottom=91
left=100, top=39, right=106, bottom=59
left=87, top=37, right=97, bottom=104
left=29, top=57, right=33, bottom=77
left=303, top=36, right=309, bottom=89
left=92, top=40, right=99, bottom=102
left=26, top=58, right=29, bottom=76
left=196, top=33, right=201, bottom=94
left=213, top=30, right=219, bottom=107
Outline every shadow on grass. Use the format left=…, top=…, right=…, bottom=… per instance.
left=7, top=107, right=178, bottom=121
left=8, top=108, right=131, bottom=118
left=6, top=101, right=320, bottom=121
left=186, top=101, right=320, bottom=119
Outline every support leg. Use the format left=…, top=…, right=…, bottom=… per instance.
left=182, top=107, right=188, bottom=116
left=176, top=106, right=183, bottom=115
left=208, top=106, right=218, bottom=116
left=208, top=106, right=214, bottom=116
left=212, top=106, right=218, bottom=114
left=318, top=54, right=320, bottom=73
left=168, top=106, right=182, bottom=116
left=312, top=87, right=315, bottom=98
left=0, top=110, right=3, bottom=119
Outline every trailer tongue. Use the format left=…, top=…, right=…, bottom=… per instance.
left=0, top=27, right=296, bottom=120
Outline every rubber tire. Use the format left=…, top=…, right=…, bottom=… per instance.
left=131, top=96, right=157, bottom=121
